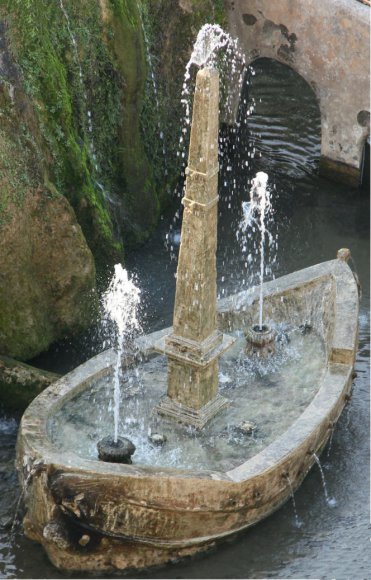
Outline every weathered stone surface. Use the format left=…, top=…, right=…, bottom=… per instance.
left=237, top=421, right=257, bottom=435
left=0, top=191, right=97, bottom=360
left=43, top=520, right=72, bottom=551
left=148, top=432, right=167, bottom=446
left=227, top=0, right=370, bottom=184
left=173, top=69, right=220, bottom=342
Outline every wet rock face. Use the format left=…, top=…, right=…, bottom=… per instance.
left=0, top=191, right=97, bottom=360
left=0, top=11, right=97, bottom=362
left=0, top=355, right=60, bottom=411
left=0, top=0, right=227, bottom=367
left=143, top=0, right=226, bottom=190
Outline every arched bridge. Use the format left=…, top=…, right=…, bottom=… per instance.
left=227, top=0, right=370, bottom=185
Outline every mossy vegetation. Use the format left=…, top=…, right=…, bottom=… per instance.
left=2, top=0, right=121, bottom=269
left=0, top=0, right=164, bottom=272
left=103, top=0, right=160, bottom=246
left=0, top=0, right=226, bottom=264
left=0, top=75, right=42, bottom=225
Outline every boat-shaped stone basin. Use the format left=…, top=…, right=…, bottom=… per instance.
left=16, top=257, right=359, bottom=572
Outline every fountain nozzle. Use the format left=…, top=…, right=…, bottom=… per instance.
left=97, top=436, right=136, bottom=464
left=245, top=324, right=276, bottom=357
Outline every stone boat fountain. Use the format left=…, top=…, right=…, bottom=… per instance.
left=16, top=61, right=359, bottom=572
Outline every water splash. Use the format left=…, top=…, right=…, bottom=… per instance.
left=240, top=172, right=273, bottom=328
left=313, top=453, right=337, bottom=508
left=102, top=265, right=141, bottom=442
left=188, top=24, right=232, bottom=69
left=181, top=24, right=245, bottom=131
left=50, top=327, right=327, bottom=471
left=166, top=24, right=247, bottom=261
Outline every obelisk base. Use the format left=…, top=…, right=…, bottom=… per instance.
left=153, top=331, right=235, bottom=429
left=154, top=393, right=229, bottom=430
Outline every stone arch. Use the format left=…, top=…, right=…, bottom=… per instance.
left=241, top=56, right=321, bottom=172
left=227, top=0, right=370, bottom=185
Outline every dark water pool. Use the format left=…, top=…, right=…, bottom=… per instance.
left=0, top=58, right=369, bottom=579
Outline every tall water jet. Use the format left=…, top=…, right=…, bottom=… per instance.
left=155, top=67, right=234, bottom=429
left=242, top=172, right=276, bottom=356
left=167, top=24, right=246, bottom=255
left=98, top=265, right=140, bottom=461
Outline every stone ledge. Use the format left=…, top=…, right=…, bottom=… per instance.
left=319, top=156, right=360, bottom=187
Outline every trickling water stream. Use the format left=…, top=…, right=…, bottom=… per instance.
left=59, top=0, right=96, bottom=167
left=138, top=3, right=168, bottom=179
left=313, top=452, right=337, bottom=508
left=58, top=0, right=123, bottom=239
left=285, top=474, right=303, bottom=529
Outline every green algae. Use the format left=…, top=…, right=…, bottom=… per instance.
left=0, top=0, right=228, bottom=385
left=1, top=0, right=163, bottom=270
left=104, top=0, right=160, bottom=244
left=0, top=0, right=225, bottom=263
left=2, top=0, right=121, bottom=269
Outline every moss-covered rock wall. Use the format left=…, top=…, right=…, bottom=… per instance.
left=0, top=0, right=226, bottom=367
left=1, top=0, right=161, bottom=265
left=0, top=0, right=162, bottom=361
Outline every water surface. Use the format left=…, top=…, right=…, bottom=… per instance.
left=49, top=329, right=325, bottom=471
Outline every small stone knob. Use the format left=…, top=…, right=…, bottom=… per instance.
left=148, top=432, right=167, bottom=446
left=337, top=248, right=351, bottom=262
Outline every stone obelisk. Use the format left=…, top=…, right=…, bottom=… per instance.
left=155, top=68, right=234, bottom=429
